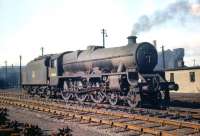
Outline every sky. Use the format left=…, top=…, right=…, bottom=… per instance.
left=0, top=0, right=200, bottom=66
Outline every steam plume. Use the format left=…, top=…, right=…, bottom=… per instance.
left=132, top=0, right=200, bottom=35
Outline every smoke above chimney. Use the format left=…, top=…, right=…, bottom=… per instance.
left=132, top=0, right=200, bottom=35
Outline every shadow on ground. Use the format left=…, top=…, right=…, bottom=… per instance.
left=170, top=100, right=200, bottom=109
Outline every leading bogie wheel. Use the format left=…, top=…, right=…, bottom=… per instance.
left=127, top=89, right=140, bottom=108
left=108, top=92, right=119, bottom=106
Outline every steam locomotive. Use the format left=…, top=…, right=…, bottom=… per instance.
left=22, top=36, right=178, bottom=108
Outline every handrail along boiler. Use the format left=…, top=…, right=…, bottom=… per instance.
left=22, top=36, right=178, bottom=108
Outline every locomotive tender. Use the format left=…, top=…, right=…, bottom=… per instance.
left=22, top=36, right=178, bottom=107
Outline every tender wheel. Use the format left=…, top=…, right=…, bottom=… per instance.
left=108, top=92, right=119, bottom=106
left=61, top=81, right=73, bottom=102
left=38, top=88, right=45, bottom=98
left=27, top=87, right=32, bottom=95
left=46, top=88, right=52, bottom=99
left=30, top=87, right=37, bottom=96
left=46, top=87, right=57, bottom=99
left=90, top=91, right=106, bottom=104
left=127, top=89, right=140, bottom=108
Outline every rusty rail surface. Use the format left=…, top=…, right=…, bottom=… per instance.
left=1, top=91, right=200, bottom=120
left=0, top=92, right=200, bottom=136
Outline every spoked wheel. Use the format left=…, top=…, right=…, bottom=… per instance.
left=38, top=88, right=45, bottom=98
left=27, top=87, right=32, bottom=95
left=70, top=80, right=88, bottom=103
left=47, top=87, right=58, bottom=99
left=90, top=91, right=106, bottom=104
left=61, top=81, right=73, bottom=102
left=75, top=93, right=88, bottom=103
left=46, top=88, right=52, bottom=99
left=127, top=89, right=140, bottom=108
left=62, top=92, right=73, bottom=102
left=108, top=92, right=119, bottom=106
left=30, top=87, right=37, bottom=96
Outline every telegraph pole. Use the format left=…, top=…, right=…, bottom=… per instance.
left=101, top=29, right=107, bottom=48
left=161, top=45, right=166, bottom=70
left=41, top=47, right=44, bottom=56
left=19, top=55, right=22, bottom=90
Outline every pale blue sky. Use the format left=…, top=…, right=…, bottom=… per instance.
left=0, top=0, right=199, bottom=66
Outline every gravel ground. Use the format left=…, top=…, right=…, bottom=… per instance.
left=2, top=104, right=110, bottom=136
left=1, top=89, right=200, bottom=135
left=1, top=104, right=147, bottom=136
left=170, top=93, right=200, bottom=103
left=170, top=93, right=200, bottom=108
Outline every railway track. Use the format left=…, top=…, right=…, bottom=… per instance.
left=1, top=91, right=200, bottom=122
left=0, top=91, right=200, bottom=135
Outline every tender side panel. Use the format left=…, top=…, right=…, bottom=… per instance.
left=22, top=67, right=27, bottom=85
left=24, top=59, right=48, bottom=85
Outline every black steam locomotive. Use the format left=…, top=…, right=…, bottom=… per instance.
left=22, top=36, right=178, bottom=108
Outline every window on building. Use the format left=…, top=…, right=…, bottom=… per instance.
left=170, top=73, right=174, bottom=82
left=189, top=72, right=195, bottom=82
left=51, top=60, right=55, bottom=68
left=54, top=60, right=57, bottom=67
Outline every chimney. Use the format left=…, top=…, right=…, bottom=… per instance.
left=127, top=36, right=137, bottom=44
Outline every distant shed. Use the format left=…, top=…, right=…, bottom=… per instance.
left=165, top=66, right=200, bottom=93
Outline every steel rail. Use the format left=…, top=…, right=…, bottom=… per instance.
left=1, top=92, right=200, bottom=118
left=0, top=98, right=165, bottom=136
left=0, top=92, right=200, bottom=122
left=1, top=91, right=200, bottom=120
left=0, top=96, right=200, bottom=136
